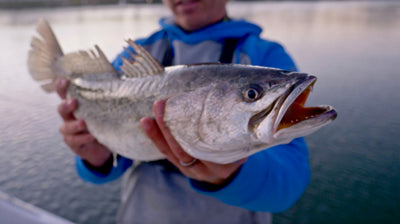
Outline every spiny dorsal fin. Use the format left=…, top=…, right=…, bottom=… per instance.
left=56, top=45, right=117, bottom=77
left=120, top=39, right=164, bottom=78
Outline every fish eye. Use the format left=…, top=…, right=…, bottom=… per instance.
left=247, top=89, right=258, bottom=99
left=243, top=84, right=263, bottom=102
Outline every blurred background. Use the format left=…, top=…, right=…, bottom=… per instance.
left=1, top=0, right=395, bottom=8
left=0, top=0, right=399, bottom=224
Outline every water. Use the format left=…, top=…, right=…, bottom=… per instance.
left=0, top=1, right=399, bottom=224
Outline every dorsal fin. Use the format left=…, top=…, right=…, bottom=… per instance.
left=120, top=39, right=164, bottom=78
left=56, top=45, right=117, bottom=77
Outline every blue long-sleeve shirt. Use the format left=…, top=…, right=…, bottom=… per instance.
left=75, top=17, right=310, bottom=215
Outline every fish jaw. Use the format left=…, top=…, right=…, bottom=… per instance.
left=247, top=73, right=305, bottom=142
left=273, top=104, right=337, bottom=141
left=264, top=74, right=337, bottom=143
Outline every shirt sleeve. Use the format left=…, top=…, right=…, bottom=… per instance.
left=189, top=138, right=311, bottom=212
left=75, top=156, right=133, bottom=185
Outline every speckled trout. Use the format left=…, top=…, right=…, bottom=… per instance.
left=27, top=19, right=337, bottom=164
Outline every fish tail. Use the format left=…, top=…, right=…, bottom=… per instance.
left=27, top=18, right=64, bottom=93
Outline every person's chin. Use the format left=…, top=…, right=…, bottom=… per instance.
left=176, top=0, right=201, bottom=14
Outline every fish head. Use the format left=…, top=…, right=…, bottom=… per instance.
left=164, top=65, right=337, bottom=164
left=251, top=72, right=337, bottom=145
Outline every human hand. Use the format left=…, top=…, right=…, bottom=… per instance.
left=141, top=100, right=247, bottom=186
left=56, top=78, right=112, bottom=167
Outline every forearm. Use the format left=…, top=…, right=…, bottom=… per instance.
left=190, top=138, right=311, bottom=212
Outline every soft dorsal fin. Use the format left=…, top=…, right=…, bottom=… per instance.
left=56, top=45, right=117, bottom=78
left=120, top=39, right=164, bottom=78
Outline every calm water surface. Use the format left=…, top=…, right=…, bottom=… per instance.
left=0, top=2, right=399, bottom=224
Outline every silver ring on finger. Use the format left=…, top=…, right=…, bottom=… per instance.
left=179, top=158, right=198, bottom=167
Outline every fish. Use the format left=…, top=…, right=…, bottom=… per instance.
left=27, top=19, right=337, bottom=164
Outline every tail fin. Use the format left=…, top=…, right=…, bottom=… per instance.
left=28, top=18, right=64, bottom=92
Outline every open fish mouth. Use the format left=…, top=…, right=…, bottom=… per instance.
left=274, top=76, right=337, bottom=132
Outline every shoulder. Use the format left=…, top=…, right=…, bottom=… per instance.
left=238, top=33, right=297, bottom=71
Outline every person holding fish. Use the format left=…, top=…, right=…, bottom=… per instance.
left=54, top=0, right=312, bottom=223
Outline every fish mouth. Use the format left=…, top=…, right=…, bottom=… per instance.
left=274, top=76, right=337, bottom=132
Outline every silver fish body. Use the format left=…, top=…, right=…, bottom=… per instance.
left=28, top=19, right=337, bottom=164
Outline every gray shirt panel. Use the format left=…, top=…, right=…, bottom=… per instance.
left=117, top=163, right=272, bottom=224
